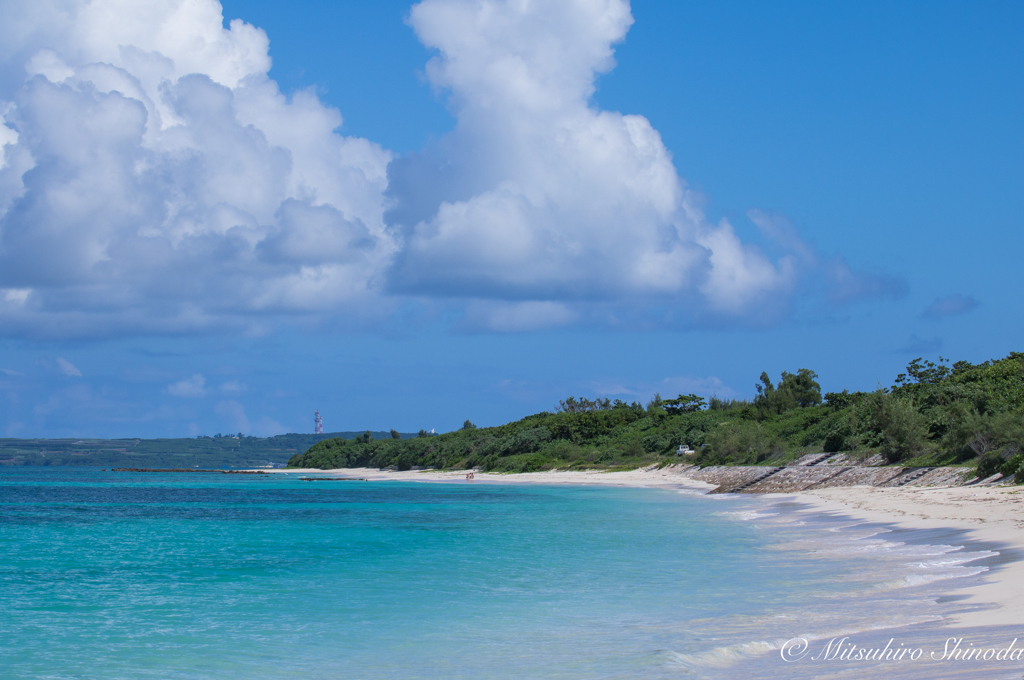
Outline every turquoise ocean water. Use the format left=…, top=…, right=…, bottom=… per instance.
left=0, top=467, right=1019, bottom=679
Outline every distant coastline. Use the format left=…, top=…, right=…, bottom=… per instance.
left=0, top=431, right=419, bottom=468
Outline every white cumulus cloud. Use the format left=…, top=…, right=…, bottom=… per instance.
left=0, top=0, right=895, bottom=339
left=168, top=373, right=206, bottom=397
left=385, top=0, right=800, bottom=326
left=0, top=0, right=393, bottom=338
left=56, top=357, right=82, bottom=376
left=219, top=380, right=246, bottom=395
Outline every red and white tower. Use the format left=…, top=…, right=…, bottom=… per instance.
left=314, top=410, right=323, bottom=434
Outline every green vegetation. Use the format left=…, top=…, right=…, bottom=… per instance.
left=0, top=431, right=418, bottom=468
left=289, top=353, right=1024, bottom=482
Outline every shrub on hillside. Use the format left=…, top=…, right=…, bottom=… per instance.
left=702, top=421, right=780, bottom=465
left=976, top=453, right=1003, bottom=480
left=943, top=408, right=1024, bottom=463
left=1001, top=452, right=1024, bottom=484
left=859, top=390, right=928, bottom=463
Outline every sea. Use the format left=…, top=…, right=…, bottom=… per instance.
left=1, top=467, right=1021, bottom=679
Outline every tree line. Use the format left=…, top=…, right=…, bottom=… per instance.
left=288, top=353, right=1024, bottom=482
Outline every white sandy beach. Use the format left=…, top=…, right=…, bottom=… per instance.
left=274, top=465, right=1024, bottom=628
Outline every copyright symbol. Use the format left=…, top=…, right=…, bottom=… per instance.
left=780, top=637, right=810, bottom=662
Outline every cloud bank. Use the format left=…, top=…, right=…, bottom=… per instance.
left=0, top=0, right=393, bottom=337
left=388, top=0, right=804, bottom=329
left=0, top=0, right=894, bottom=338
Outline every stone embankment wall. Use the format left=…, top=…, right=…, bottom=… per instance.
left=666, top=452, right=979, bottom=494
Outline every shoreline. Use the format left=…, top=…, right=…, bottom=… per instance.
left=794, top=484, right=1024, bottom=628
left=269, top=465, right=1024, bottom=628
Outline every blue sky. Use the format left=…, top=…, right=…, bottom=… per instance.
left=0, top=0, right=1020, bottom=438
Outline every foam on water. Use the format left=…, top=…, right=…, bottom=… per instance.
left=666, top=640, right=779, bottom=670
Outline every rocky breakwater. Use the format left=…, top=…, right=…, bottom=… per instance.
left=671, top=453, right=980, bottom=494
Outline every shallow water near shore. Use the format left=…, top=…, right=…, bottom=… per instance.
left=0, top=467, right=1020, bottom=679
